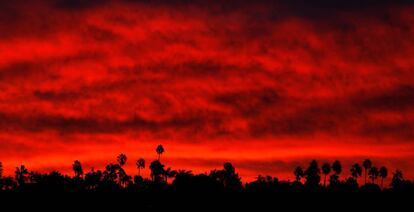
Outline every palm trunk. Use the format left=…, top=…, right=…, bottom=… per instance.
left=158, top=154, right=160, bottom=161
left=138, top=168, right=141, bottom=176
left=324, top=175, right=327, bottom=187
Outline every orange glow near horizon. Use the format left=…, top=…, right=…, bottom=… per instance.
left=1, top=1, right=414, bottom=183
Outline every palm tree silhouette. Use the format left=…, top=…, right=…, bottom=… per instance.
left=117, top=153, right=127, bottom=166
left=379, top=166, right=388, bottom=189
left=164, top=167, right=177, bottom=183
left=156, top=145, right=165, bottom=161
left=136, top=158, right=145, bottom=176
left=149, top=160, right=165, bottom=182
left=322, top=163, right=331, bottom=187
left=293, top=166, right=304, bottom=182
left=72, top=160, right=84, bottom=178
left=391, top=169, right=404, bottom=188
left=350, top=163, right=362, bottom=181
left=368, top=166, right=379, bottom=184
left=362, top=159, right=372, bottom=185
left=332, top=160, right=342, bottom=175
left=304, top=160, right=321, bottom=187
left=15, top=165, right=29, bottom=186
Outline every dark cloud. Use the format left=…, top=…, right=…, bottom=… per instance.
left=355, top=85, right=414, bottom=111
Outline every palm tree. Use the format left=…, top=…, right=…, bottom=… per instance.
left=15, top=165, right=29, bottom=186
left=332, top=160, right=342, bottom=176
left=136, top=158, right=145, bottom=176
left=350, top=163, right=362, bottom=181
left=304, top=160, right=321, bottom=187
left=293, top=166, right=304, bottom=182
left=164, top=167, right=177, bottom=183
left=362, top=159, right=372, bottom=184
left=118, top=168, right=131, bottom=187
left=321, top=163, right=331, bottom=187
left=391, top=169, right=404, bottom=188
left=117, top=153, right=127, bottom=166
left=149, top=160, right=165, bottom=182
left=379, top=166, right=388, bottom=189
left=156, top=145, right=165, bottom=161
left=72, top=160, right=84, bottom=178
left=368, top=166, right=379, bottom=184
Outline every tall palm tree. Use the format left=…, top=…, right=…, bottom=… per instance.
left=156, top=145, right=165, bottom=161
left=321, top=163, right=331, bottom=187
left=136, top=158, right=145, bottom=176
left=117, top=153, right=127, bottom=166
left=362, top=159, right=372, bottom=184
left=368, top=166, right=379, bottom=184
left=72, top=160, right=84, bottom=178
left=350, top=163, right=362, bottom=181
left=15, top=165, right=29, bottom=186
left=293, top=166, right=304, bottom=182
left=379, top=166, right=388, bottom=189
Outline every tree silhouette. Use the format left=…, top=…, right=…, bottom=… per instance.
left=117, top=153, right=127, bottom=166
left=118, top=168, right=131, bottom=187
left=321, top=163, right=331, bottom=187
left=1, top=151, right=414, bottom=197
left=379, top=166, right=388, bottom=189
left=149, top=160, right=165, bottom=183
left=15, top=165, right=29, bottom=186
left=350, top=163, right=362, bottom=181
left=363, top=159, right=372, bottom=185
left=85, top=168, right=102, bottom=190
left=390, top=169, right=404, bottom=189
left=210, top=162, right=242, bottom=191
left=156, top=145, right=165, bottom=161
left=136, top=158, right=145, bottom=176
left=304, top=160, right=321, bottom=187
left=293, top=166, right=304, bottom=182
left=368, top=166, right=379, bottom=184
left=72, top=160, right=84, bottom=178
left=332, top=160, right=342, bottom=175
left=329, top=160, right=342, bottom=185
left=104, top=163, right=121, bottom=182
left=164, top=167, right=177, bottom=183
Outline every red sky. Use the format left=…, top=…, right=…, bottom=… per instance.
left=1, top=0, right=414, bottom=182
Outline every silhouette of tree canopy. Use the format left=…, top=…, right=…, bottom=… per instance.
left=304, top=160, right=321, bottom=187
left=379, top=166, right=388, bottom=188
left=350, top=163, right=362, bottom=180
left=72, top=160, right=84, bottom=178
left=136, top=158, right=145, bottom=176
left=15, top=165, right=29, bottom=186
left=363, top=159, right=372, bottom=184
left=322, top=163, right=331, bottom=187
left=150, top=160, right=165, bottom=183
left=368, top=166, right=379, bottom=184
left=117, top=153, right=127, bottom=166
left=156, top=145, right=165, bottom=161
left=293, top=166, right=304, bottom=182
left=0, top=151, right=413, bottom=197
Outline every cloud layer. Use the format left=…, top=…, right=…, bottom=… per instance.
left=1, top=0, right=414, bottom=181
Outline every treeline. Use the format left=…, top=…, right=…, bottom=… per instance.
left=0, top=145, right=413, bottom=194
